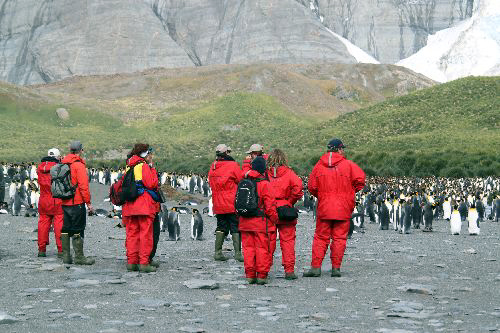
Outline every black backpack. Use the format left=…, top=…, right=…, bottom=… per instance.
left=235, top=178, right=262, bottom=217
left=120, top=165, right=140, bottom=202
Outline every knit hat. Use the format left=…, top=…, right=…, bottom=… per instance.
left=251, top=156, right=266, bottom=174
left=69, top=140, right=83, bottom=152
left=327, top=138, right=345, bottom=150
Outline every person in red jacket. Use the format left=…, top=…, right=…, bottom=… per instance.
left=239, top=156, right=279, bottom=285
left=266, top=149, right=303, bottom=280
left=304, top=139, right=365, bottom=278
left=61, top=141, right=95, bottom=265
left=208, top=144, right=243, bottom=261
left=36, top=148, right=63, bottom=258
left=241, top=143, right=269, bottom=174
left=122, top=144, right=160, bottom=273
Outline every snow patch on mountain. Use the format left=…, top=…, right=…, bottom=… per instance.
left=325, top=28, right=380, bottom=64
left=397, top=0, right=500, bottom=82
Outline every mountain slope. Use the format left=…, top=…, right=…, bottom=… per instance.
left=397, top=0, right=500, bottom=82
left=0, top=75, right=497, bottom=177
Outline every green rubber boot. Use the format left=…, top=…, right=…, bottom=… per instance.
left=72, top=234, right=95, bottom=265
left=256, top=277, right=269, bottom=285
left=331, top=268, right=341, bottom=277
left=246, top=278, right=257, bottom=284
left=37, top=252, right=46, bottom=257
left=285, top=272, right=298, bottom=280
left=61, top=233, right=73, bottom=264
left=127, top=264, right=139, bottom=272
left=303, top=267, right=321, bottom=277
left=149, top=260, right=160, bottom=268
left=214, top=231, right=228, bottom=261
left=232, top=233, right=244, bottom=262
left=139, top=264, right=157, bottom=273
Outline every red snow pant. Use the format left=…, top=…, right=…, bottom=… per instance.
left=37, top=214, right=63, bottom=253
left=124, top=215, right=153, bottom=265
left=241, top=231, right=272, bottom=279
left=270, top=224, right=296, bottom=273
left=310, top=219, right=350, bottom=269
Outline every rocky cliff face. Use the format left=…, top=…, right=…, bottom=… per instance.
left=300, top=0, right=475, bottom=63
left=0, top=0, right=473, bottom=85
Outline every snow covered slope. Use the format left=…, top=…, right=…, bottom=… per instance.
left=397, top=0, right=500, bottom=82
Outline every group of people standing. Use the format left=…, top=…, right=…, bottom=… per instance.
left=31, top=138, right=366, bottom=285
left=208, top=139, right=365, bottom=284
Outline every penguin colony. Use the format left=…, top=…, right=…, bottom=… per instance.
left=1, top=163, right=499, bottom=239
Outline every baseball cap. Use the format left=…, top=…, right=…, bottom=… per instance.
left=69, top=140, right=83, bottom=152
left=327, top=138, right=345, bottom=150
left=216, top=144, right=228, bottom=153
left=48, top=148, right=61, bottom=158
left=246, top=144, right=263, bottom=154
left=226, top=146, right=232, bottom=153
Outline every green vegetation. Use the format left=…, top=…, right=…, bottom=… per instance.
left=0, top=76, right=498, bottom=176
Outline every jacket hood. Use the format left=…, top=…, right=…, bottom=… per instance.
left=268, top=165, right=288, bottom=178
left=211, top=156, right=235, bottom=170
left=62, top=154, right=85, bottom=165
left=245, top=170, right=265, bottom=179
left=127, top=155, right=145, bottom=167
left=38, top=159, right=58, bottom=174
left=319, top=152, right=345, bottom=168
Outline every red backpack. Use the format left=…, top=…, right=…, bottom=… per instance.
left=109, top=177, right=125, bottom=206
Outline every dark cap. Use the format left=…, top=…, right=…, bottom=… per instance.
left=251, top=156, right=266, bottom=174
left=327, top=138, right=345, bottom=150
left=69, top=140, right=83, bottom=152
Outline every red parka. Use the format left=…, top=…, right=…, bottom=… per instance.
left=239, top=170, right=279, bottom=233
left=267, top=166, right=303, bottom=225
left=61, top=154, right=91, bottom=206
left=308, top=152, right=365, bottom=221
left=208, top=156, right=242, bottom=214
left=37, top=157, right=63, bottom=215
left=122, top=156, right=159, bottom=217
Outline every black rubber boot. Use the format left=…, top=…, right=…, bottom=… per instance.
left=285, top=272, right=298, bottom=280
left=61, top=233, right=73, bottom=264
left=246, top=278, right=257, bottom=284
left=231, top=233, right=244, bottom=262
left=303, top=267, right=321, bottom=277
left=72, top=234, right=95, bottom=265
left=214, top=231, right=228, bottom=261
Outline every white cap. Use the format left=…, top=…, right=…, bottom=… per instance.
left=246, top=144, right=263, bottom=154
left=48, top=148, right=61, bottom=158
left=216, top=144, right=228, bottom=153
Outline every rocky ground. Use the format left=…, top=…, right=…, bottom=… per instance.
left=0, top=183, right=499, bottom=333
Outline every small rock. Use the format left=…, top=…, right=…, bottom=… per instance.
left=56, top=108, right=70, bottom=120
left=67, top=313, right=90, bottom=320
left=397, top=284, right=435, bottom=295
left=51, top=289, right=66, bottom=293
left=64, top=279, right=100, bottom=288
left=464, top=248, right=477, bottom=254
left=0, top=311, right=18, bottom=324
left=183, top=279, right=219, bottom=290
left=311, top=312, right=329, bottom=320
left=125, top=321, right=144, bottom=327
left=216, top=294, right=232, bottom=301
left=258, top=311, right=277, bottom=317
left=326, top=288, right=338, bottom=292
left=105, top=279, right=126, bottom=285
left=48, top=309, right=64, bottom=314
left=134, top=299, right=169, bottom=308
left=178, top=327, right=206, bottom=333
left=84, top=304, right=98, bottom=309
left=20, top=306, right=34, bottom=310
left=38, top=263, right=64, bottom=271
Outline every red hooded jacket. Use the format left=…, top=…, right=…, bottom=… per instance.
left=61, top=154, right=91, bottom=206
left=37, top=157, right=63, bottom=215
left=267, top=166, right=303, bottom=225
left=122, top=156, right=159, bottom=217
left=239, top=170, right=278, bottom=233
left=208, top=156, right=242, bottom=214
left=308, top=152, right=365, bottom=220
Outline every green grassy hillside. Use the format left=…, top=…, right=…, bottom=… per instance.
left=0, top=76, right=498, bottom=177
